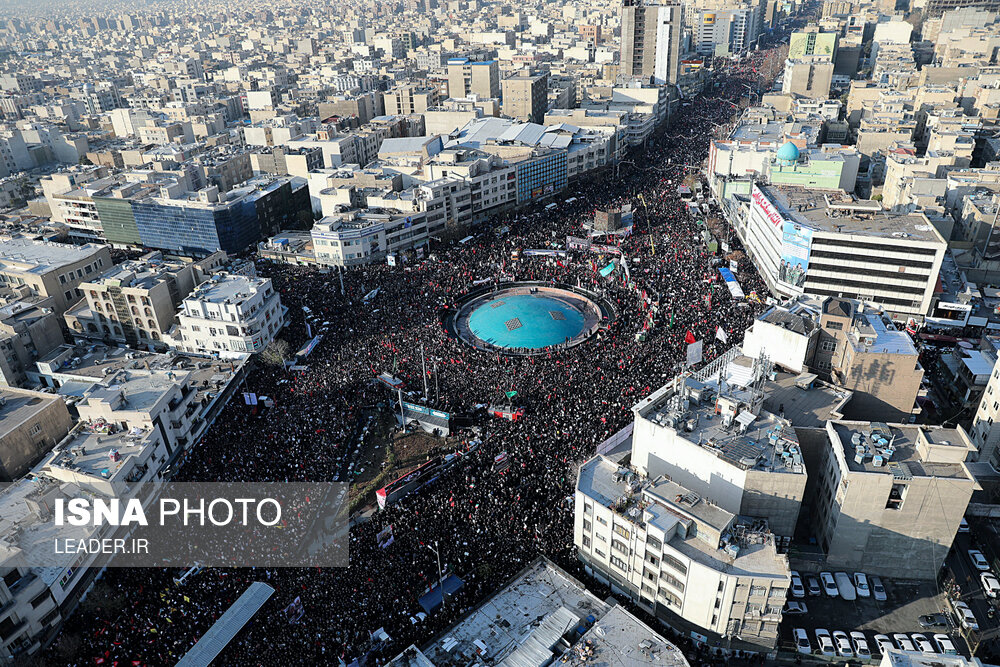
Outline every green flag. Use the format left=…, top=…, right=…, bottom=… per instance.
left=505, top=390, right=518, bottom=399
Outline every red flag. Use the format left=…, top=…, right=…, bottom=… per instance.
left=684, top=330, right=696, bottom=345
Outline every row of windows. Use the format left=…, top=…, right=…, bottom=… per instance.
left=811, top=237, right=940, bottom=256
left=806, top=274, right=926, bottom=296
left=807, top=262, right=931, bottom=284
left=808, top=248, right=934, bottom=269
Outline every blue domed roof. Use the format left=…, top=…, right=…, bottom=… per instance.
left=776, top=141, right=801, bottom=162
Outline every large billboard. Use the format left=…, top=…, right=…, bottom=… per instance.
left=777, top=221, right=813, bottom=290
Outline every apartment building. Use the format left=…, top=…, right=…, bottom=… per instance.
left=384, top=84, right=441, bottom=116
left=742, top=296, right=924, bottom=422
left=0, top=388, right=72, bottom=482
left=620, top=1, right=684, bottom=85
left=0, top=238, right=112, bottom=316
left=808, top=420, right=976, bottom=579
left=0, top=299, right=64, bottom=388
left=502, top=71, right=549, bottom=124
left=447, top=58, right=501, bottom=99
left=64, top=252, right=200, bottom=350
left=576, top=455, right=791, bottom=651
left=171, top=274, right=284, bottom=359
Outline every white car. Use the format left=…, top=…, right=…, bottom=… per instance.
left=871, top=575, right=887, bottom=601
left=794, top=628, right=811, bottom=655
left=854, top=572, right=871, bottom=597
left=785, top=601, right=808, bottom=614
left=833, top=631, right=853, bottom=658
left=982, top=572, right=1000, bottom=598
left=969, top=549, right=990, bottom=571
left=911, top=633, right=935, bottom=654
left=850, top=631, right=871, bottom=659
left=953, top=599, right=979, bottom=631
left=933, top=634, right=957, bottom=655
left=790, top=571, right=806, bottom=598
left=815, top=629, right=836, bottom=657
left=874, top=634, right=894, bottom=655
left=820, top=571, right=839, bottom=597
left=894, top=634, right=916, bottom=652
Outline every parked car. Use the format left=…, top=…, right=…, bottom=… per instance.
left=834, top=572, right=857, bottom=600
left=893, top=634, right=916, bottom=652
left=854, top=573, right=871, bottom=598
left=850, top=631, right=871, bottom=659
left=960, top=518, right=970, bottom=533
left=919, top=613, right=950, bottom=628
left=790, top=571, right=806, bottom=598
left=806, top=575, right=821, bottom=596
left=815, top=629, right=836, bottom=657
left=911, top=633, right=934, bottom=653
left=953, top=600, right=979, bottom=631
left=870, top=575, right=887, bottom=601
left=820, top=572, right=839, bottom=597
left=873, top=634, right=894, bottom=655
left=982, top=572, right=1000, bottom=598
left=832, top=631, right=853, bottom=658
left=969, top=549, right=990, bottom=571
left=794, top=628, right=811, bottom=655
left=933, top=634, right=957, bottom=655
left=785, top=601, right=808, bottom=614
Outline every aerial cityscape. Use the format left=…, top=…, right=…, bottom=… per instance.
left=0, top=0, right=998, bottom=665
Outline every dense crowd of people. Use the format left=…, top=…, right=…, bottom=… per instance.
left=51, top=50, right=780, bottom=667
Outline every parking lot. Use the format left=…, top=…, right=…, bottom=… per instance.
left=778, top=572, right=965, bottom=661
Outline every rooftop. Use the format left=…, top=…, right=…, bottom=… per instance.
left=185, top=274, right=269, bottom=305
left=0, top=389, right=59, bottom=436
left=562, top=606, right=688, bottom=667
left=0, top=237, right=105, bottom=274
left=757, top=184, right=944, bottom=243
left=48, top=422, right=154, bottom=479
left=633, top=352, right=808, bottom=475
left=420, top=558, right=612, bottom=667
left=829, top=421, right=975, bottom=479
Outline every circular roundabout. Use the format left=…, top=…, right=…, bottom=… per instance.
left=452, top=283, right=612, bottom=355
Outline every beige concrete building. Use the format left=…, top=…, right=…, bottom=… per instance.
left=782, top=60, right=835, bottom=99
left=0, top=298, right=64, bottom=388
left=384, top=84, right=441, bottom=116
left=0, top=387, right=72, bottom=482
left=64, top=252, right=200, bottom=350
left=0, top=238, right=112, bottom=316
left=447, top=58, right=500, bottom=100
left=809, top=421, right=976, bottom=579
left=816, top=299, right=924, bottom=422
left=501, top=71, right=549, bottom=124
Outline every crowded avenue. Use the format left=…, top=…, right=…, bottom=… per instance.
left=48, top=49, right=779, bottom=667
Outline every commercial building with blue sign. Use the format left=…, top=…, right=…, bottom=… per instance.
left=515, top=150, right=567, bottom=204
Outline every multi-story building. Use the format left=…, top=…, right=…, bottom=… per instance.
left=0, top=298, right=64, bottom=388
left=447, top=58, right=501, bottom=99
left=171, top=273, right=284, bottom=359
left=384, top=84, right=441, bottom=116
left=742, top=296, right=925, bottom=422
left=63, top=252, right=201, bottom=350
left=630, top=366, right=807, bottom=538
left=736, top=183, right=947, bottom=319
left=576, top=454, right=791, bottom=651
left=0, top=387, right=72, bottom=482
left=620, top=1, right=684, bottom=85
left=807, top=420, right=976, bottom=579
left=693, top=6, right=761, bottom=57
left=502, top=71, right=549, bottom=124
left=0, top=238, right=112, bottom=316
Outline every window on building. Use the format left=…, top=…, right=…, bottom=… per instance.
left=583, top=519, right=592, bottom=533
left=2, top=569, right=21, bottom=589
left=661, top=573, right=685, bottom=593
left=612, top=524, right=630, bottom=540
left=826, top=321, right=843, bottom=330
left=582, top=536, right=591, bottom=548
left=662, top=553, right=687, bottom=576
left=29, top=423, right=41, bottom=436
left=647, top=535, right=662, bottom=550
left=658, top=589, right=682, bottom=607
left=750, top=586, right=767, bottom=597
left=609, top=555, right=628, bottom=571
left=886, top=483, right=906, bottom=510
left=820, top=340, right=836, bottom=352
left=596, top=516, right=607, bottom=526
left=612, top=540, right=628, bottom=556
left=594, top=548, right=605, bottom=558
left=30, top=589, right=51, bottom=609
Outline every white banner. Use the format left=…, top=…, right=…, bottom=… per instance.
left=686, top=340, right=703, bottom=367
